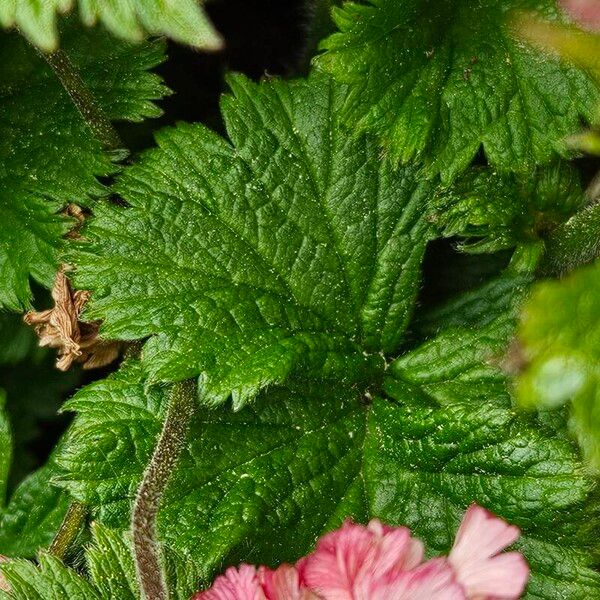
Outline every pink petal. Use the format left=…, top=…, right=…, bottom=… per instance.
left=453, top=505, right=520, bottom=559
left=375, top=558, right=466, bottom=600
left=259, top=564, right=318, bottom=600
left=454, top=553, right=529, bottom=599
left=562, top=0, right=600, bottom=31
left=367, top=519, right=425, bottom=575
left=193, top=564, right=266, bottom=600
left=302, top=519, right=424, bottom=600
left=449, top=505, right=529, bottom=599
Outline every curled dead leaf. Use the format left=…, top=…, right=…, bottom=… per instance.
left=63, top=203, right=87, bottom=239
left=24, top=270, right=121, bottom=371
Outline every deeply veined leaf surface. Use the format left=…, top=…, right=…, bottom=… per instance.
left=56, top=277, right=600, bottom=597
left=316, top=0, right=600, bottom=181
left=0, top=23, right=167, bottom=309
left=72, top=74, right=435, bottom=407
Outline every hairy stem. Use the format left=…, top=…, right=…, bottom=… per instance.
left=48, top=501, right=87, bottom=560
left=42, top=49, right=122, bottom=150
left=543, top=200, right=600, bottom=276
left=133, top=380, right=196, bottom=600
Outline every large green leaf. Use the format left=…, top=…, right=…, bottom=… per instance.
left=56, top=276, right=600, bottom=597
left=0, top=523, right=201, bottom=600
left=72, top=74, right=435, bottom=408
left=0, top=0, right=222, bottom=52
left=316, top=0, right=600, bottom=182
left=0, top=554, right=100, bottom=600
left=0, top=22, right=167, bottom=310
left=0, top=462, right=69, bottom=558
left=517, top=259, right=600, bottom=470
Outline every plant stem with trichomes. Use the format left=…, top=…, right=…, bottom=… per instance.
left=133, top=380, right=196, bottom=600
left=543, top=199, right=600, bottom=275
left=48, top=501, right=87, bottom=560
left=41, top=48, right=122, bottom=150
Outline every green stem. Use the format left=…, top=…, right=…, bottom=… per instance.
left=41, top=49, right=122, bottom=150
left=542, top=201, right=600, bottom=276
left=132, top=380, right=196, bottom=600
left=48, top=501, right=87, bottom=560
left=507, top=241, right=544, bottom=274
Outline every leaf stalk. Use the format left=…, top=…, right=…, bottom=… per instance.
left=542, top=200, right=600, bottom=275
left=48, top=501, right=87, bottom=560
left=41, top=48, right=122, bottom=150
left=132, top=380, right=196, bottom=600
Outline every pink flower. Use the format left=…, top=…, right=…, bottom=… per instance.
left=301, top=519, right=424, bottom=600
left=562, top=0, right=600, bottom=31
left=259, top=564, right=318, bottom=600
left=193, top=563, right=316, bottom=600
left=449, top=505, right=529, bottom=600
left=193, top=564, right=264, bottom=600
left=194, top=505, right=529, bottom=600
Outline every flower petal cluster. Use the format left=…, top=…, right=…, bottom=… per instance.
left=194, top=505, right=529, bottom=600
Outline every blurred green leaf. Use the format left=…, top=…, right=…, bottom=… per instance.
left=0, top=461, right=69, bottom=558
left=0, top=392, right=11, bottom=508
left=0, top=311, right=80, bottom=489
left=513, top=12, right=600, bottom=156
left=514, top=12, right=600, bottom=80
left=517, top=259, right=600, bottom=470
left=0, top=314, right=38, bottom=365
left=0, top=0, right=222, bottom=53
